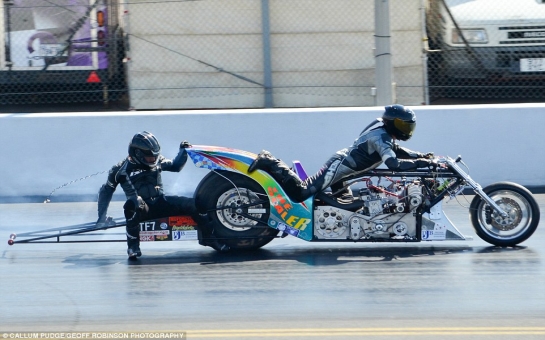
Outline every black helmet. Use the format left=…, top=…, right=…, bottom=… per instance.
left=382, top=104, right=416, bottom=141
left=128, top=131, right=161, bottom=168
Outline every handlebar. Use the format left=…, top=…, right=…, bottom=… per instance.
left=432, top=155, right=462, bottom=171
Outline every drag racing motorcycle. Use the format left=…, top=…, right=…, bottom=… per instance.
left=187, top=145, right=540, bottom=249
left=8, top=145, right=540, bottom=250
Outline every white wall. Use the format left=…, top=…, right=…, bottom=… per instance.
left=2, top=103, right=544, bottom=202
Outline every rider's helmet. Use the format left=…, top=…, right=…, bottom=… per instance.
left=128, top=131, right=161, bottom=168
left=382, top=104, right=416, bottom=141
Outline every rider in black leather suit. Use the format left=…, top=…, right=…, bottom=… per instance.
left=248, top=105, right=434, bottom=203
left=96, top=131, right=226, bottom=259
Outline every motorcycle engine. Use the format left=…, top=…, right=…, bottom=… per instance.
left=360, top=181, right=423, bottom=217
left=313, top=180, right=423, bottom=240
left=315, top=207, right=348, bottom=239
left=347, top=213, right=417, bottom=240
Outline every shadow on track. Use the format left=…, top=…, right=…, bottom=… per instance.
left=60, top=244, right=534, bottom=269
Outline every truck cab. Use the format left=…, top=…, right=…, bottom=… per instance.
left=426, top=0, right=545, bottom=79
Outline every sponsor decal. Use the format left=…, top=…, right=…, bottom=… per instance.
left=268, top=187, right=311, bottom=230
left=129, top=170, right=144, bottom=177
left=139, top=221, right=156, bottom=231
left=173, top=230, right=198, bottom=240
left=172, top=225, right=196, bottom=231
left=140, top=235, right=154, bottom=242
left=140, top=230, right=169, bottom=236
left=277, top=222, right=300, bottom=237
left=160, top=222, right=168, bottom=230
left=323, top=159, right=341, bottom=185
left=421, top=224, right=447, bottom=240
left=169, top=216, right=197, bottom=226
left=421, top=230, right=433, bottom=240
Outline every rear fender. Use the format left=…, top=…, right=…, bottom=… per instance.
left=188, top=145, right=314, bottom=241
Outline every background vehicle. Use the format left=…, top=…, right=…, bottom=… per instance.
left=426, top=0, right=545, bottom=99
left=0, top=0, right=125, bottom=104
left=427, top=0, right=545, bottom=78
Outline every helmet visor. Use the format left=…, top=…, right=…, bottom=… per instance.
left=393, top=118, right=416, bottom=139
left=136, top=148, right=159, bottom=166
left=143, top=155, right=157, bottom=164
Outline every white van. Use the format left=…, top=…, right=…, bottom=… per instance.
left=426, top=0, right=545, bottom=79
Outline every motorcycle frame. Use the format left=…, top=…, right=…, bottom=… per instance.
left=188, top=146, right=475, bottom=243
left=7, top=146, right=537, bottom=248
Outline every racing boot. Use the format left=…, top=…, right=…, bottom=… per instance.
left=195, top=212, right=231, bottom=253
left=248, top=150, right=278, bottom=173
left=126, top=236, right=142, bottom=259
left=248, top=150, right=307, bottom=202
left=124, top=196, right=146, bottom=259
left=330, top=181, right=354, bottom=203
left=125, top=216, right=142, bottom=260
left=249, top=150, right=299, bottom=185
left=202, top=236, right=231, bottom=253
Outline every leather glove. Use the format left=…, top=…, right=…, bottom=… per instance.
left=180, top=140, right=192, bottom=149
left=419, top=152, right=434, bottom=159
left=124, top=196, right=146, bottom=212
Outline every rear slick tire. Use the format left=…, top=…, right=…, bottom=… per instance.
left=195, top=171, right=277, bottom=250
left=470, top=182, right=540, bottom=247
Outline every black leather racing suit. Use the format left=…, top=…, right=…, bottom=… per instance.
left=97, top=147, right=196, bottom=246
left=280, top=126, right=431, bottom=202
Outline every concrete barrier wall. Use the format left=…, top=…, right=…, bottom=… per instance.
left=2, top=103, right=544, bottom=202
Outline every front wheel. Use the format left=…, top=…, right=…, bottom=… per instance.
left=195, top=171, right=277, bottom=250
left=470, top=182, right=540, bottom=246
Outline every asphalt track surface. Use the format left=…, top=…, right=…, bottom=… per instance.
left=1, top=196, right=545, bottom=340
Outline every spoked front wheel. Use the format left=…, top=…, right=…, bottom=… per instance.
left=470, top=182, right=540, bottom=247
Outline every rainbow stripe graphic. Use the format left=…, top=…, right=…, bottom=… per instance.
left=187, top=145, right=314, bottom=241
